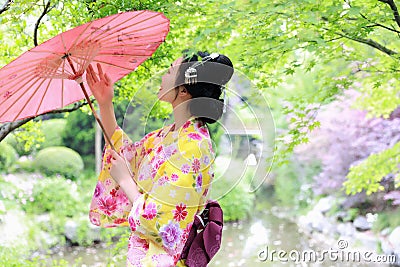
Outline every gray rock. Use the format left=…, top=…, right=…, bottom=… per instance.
left=336, top=222, right=355, bottom=237
left=380, top=228, right=391, bottom=237
left=353, top=216, right=371, bottom=231
left=341, top=193, right=366, bottom=209
left=298, top=215, right=312, bottom=233
left=334, top=211, right=349, bottom=222
left=309, top=210, right=327, bottom=232
left=64, top=220, right=78, bottom=242
left=314, top=196, right=336, bottom=214
left=36, top=213, right=51, bottom=225
left=388, top=227, right=400, bottom=254
left=87, top=222, right=101, bottom=242
left=381, top=238, right=393, bottom=255
left=38, top=231, right=59, bottom=247
left=354, top=232, right=378, bottom=251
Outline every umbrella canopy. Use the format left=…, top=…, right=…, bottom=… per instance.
left=0, top=10, right=169, bottom=147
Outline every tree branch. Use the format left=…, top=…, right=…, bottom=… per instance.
left=360, top=13, right=400, bottom=34
left=334, top=31, right=398, bottom=56
left=378, top=0, right=400, bottom=29
left=0, top=101, right=88, bottom=141
left=0, top=0, right=12, bottom=15
left=33, top=0, right=52, bottom=46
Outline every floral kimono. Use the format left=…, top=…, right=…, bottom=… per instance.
left=89, top=117, right=215, bottom=267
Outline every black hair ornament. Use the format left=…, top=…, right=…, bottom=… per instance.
left=184, top=52, right=228, bottom=113
left=184, top=52, right=219, bottom=85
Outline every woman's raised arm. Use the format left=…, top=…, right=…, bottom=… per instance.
left=86, top=63, right=118, bottom=140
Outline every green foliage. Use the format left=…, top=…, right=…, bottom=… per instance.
left=372, top=208, right=400, bottom=232
left=33, top=146, right=84, bottom=180
left=0, top=246, right=69, bottom=267
left=274, top=163, right=301, bottom=207
left=343, top=208, right=360, bottom=223
left=211, top=169, right=256, bottom=221
left=14, top=157, right=35, bottom=173
left=344, top=142, right=400, bottom=195
left=41, top=119, right=67, bottom=148
left=62, top=109, right=95, bottom=156
left=1, top=0, right=400, bottom=181
left=0, top=142, right=18, bottom=173
left=22, top=176, right=79, bottom=217
left=273, top=158, right=318, bottom=210
left=207, top=123, right=225, bottom=153
left=4, top=121, right=45, bottom=156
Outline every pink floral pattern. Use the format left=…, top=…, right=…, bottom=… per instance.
left=172, top=203, right=188, bottom=222
left=89, top=118, right=215, bottom=267
left=97, top=195, right=118, bottom=216
left=191, top=158, right=201, bottom=173
left=142, top=202, right=158, bottom=220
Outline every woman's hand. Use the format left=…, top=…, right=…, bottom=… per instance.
left=108, top=149, right=133, bottom=185
left=108, top=149, right=141, bottom=203
left=86, top=63, right=113, bottom=106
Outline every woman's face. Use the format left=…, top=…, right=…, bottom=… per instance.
left=158, top=57, right=183, bottom=103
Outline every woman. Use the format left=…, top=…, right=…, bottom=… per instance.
left=87, top=51, right=234, bottom=267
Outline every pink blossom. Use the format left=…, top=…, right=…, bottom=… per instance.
left=94, top=181, right=105, bottom=198
left=183, top=120, right=191, bottom=129
left=89, top=211, right=100, bottom=226
left=171, top=173, right=179, bottom=182
left=128, top=216, right=137, bottom=231
left=188, top=133, right=202, bottom=141
left=172, top=203, right=188, bottom=222
left=181, top=164, right=190, bottom=174
left=199, top=126, right=209, bottom=137
left=142, top=202, right=157, bottom=220
left=192, top=158, right=201, bottom=173
left=158, top=175, right=170, bottom=186
left=97, top=195, right=118, bottom=217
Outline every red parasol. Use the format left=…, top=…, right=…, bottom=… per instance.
left=0, top=10, right=169, bottom=149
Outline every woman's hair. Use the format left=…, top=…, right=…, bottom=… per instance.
left=176, top=51, right=234, bottom=124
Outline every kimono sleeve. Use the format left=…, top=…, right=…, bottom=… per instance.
left=89, top=126, right=153, bottom=228
left=127, top=137, right=214, bottom=254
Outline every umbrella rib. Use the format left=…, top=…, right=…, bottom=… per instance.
left=96, top=14, right=165, bottom=45
left=60, top=31, right=68, bottom=54
left=99, top=43, right=163, bottom=52
left=0, top=71, right=41, bottom=97
left=96, top=53, right=150, bottom=57
left=78, top=11, right=158, bottom=45
left=100, top=41, right=164, bottom=49
left=99, top=32, right=168, bottom=48
left=90, top=59, right=135, bottom=71
left=19, top=64, right=61, bottom=119
left=61, top=60, right=67, bottom=106
left=29, top=50, right=64, bottom=55
left=82, top=11, right=158, bottom=46
left=34, top=76, right=55, bottom=116
left=68, top=20, right=96, bottom=54
left=0, top=57, right=55, bottom=72
left=0, top=76, right=44, bottom=118
left=77, top=12, right=127, bottom=46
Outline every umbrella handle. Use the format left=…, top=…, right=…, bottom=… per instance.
left=66, top=57, right=136, bottom=180
left=79, top=82, right=135, bottom=179
left=77, top=81, right=116, bottom=150
left=64, top=56, right=115, bottom=150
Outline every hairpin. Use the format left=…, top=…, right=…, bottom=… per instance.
left=184, top=53, right=219, bottom=85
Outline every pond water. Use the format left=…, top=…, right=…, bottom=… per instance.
left=49, top=193, right=387, bottom=267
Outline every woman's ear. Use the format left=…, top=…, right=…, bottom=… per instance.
left=178, top=86, right=189, bottom=96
